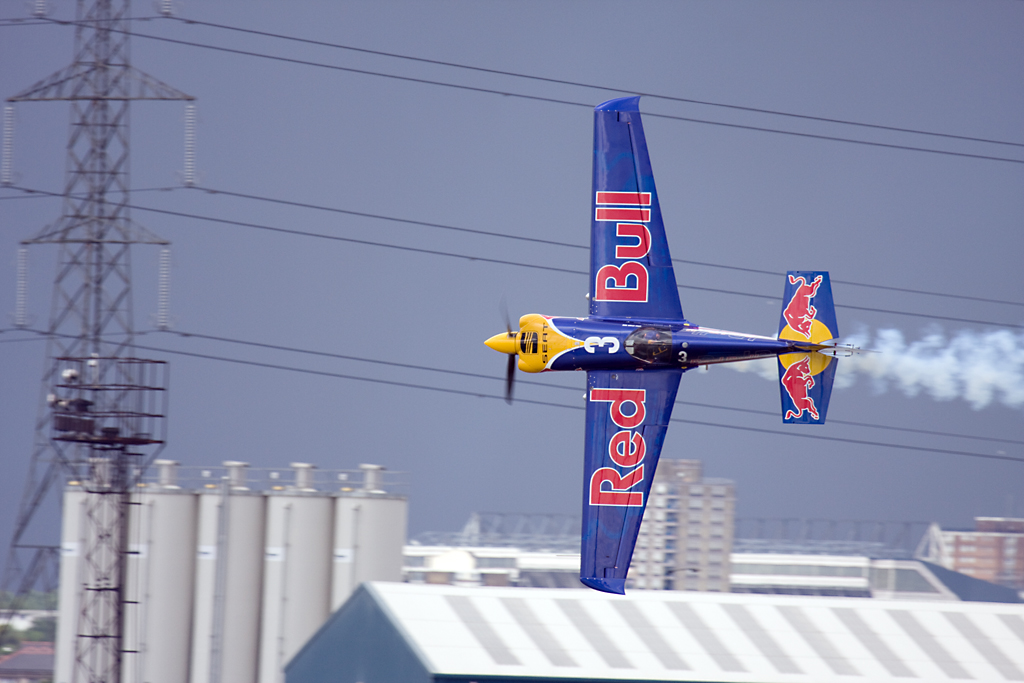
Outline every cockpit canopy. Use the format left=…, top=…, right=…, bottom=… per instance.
left=624, top=327, right=673, bottom=364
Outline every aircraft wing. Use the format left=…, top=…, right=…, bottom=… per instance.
left=590, top=96, right=684, bottom=322
left=580, top=368, right=682, bottom=594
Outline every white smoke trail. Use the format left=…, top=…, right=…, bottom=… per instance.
left=728, top=328, right=1024, bottom=410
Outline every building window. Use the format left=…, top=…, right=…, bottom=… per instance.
left=405, top=556, right=426, bottom=567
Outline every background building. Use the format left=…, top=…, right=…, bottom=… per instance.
left=286, top=582, right=1024, bottom=683
left=631, top=459, right=735, bottom=592
left=918, top=517, right=1024, bottom=590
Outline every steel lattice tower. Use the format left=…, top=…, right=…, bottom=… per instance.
left=2, top=2, right=191, bottom=681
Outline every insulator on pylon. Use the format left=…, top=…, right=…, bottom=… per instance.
left=1, top=105, right=13, bottom=186
left=31, top=0, right=48, bottom=18
left=15, top=248, right=28, bottom=328
left=183, top=104, right=197, bottom=186
left=158, top=248, right=171, bottom=330
left=158, top=0, right=174, bottom=16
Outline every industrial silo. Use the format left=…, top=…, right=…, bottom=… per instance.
left=257, top=464, right=333, bottom=683
left=190, top=461, right=267, bottom=683
left=54, top=482, right=86, bottom=683
left=330, top=464, right=408, bottom=609
left=131, top=461, right=198, bottom=683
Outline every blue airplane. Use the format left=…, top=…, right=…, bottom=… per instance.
left=485, top=96, right=853, bottom=595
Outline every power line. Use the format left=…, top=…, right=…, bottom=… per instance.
left=157, top=329, right=1024, bottom=447
left=9, top=325, right=1020, bottom=447
left=6, top=185, right=1021, bottom=327
left=0, top=334, right=42, bottom=344
left=120, top=201, right=1024, bottom=330
left=8, top=326, right=1020, bottom=459
left=10, top=183, right=1023, bottom=308
left=186, top=186, right=1024, bottom=308
left=167, top=16, right=1024, bottom=150
left=122, top=340, right=1024, bottom=466
left=37, top=20, right=1024, bottom=166
left=0, top=186, right=181, bottom=201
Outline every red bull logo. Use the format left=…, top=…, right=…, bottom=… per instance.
left=780, top=356, right=819, bottom=421
left=782, top=274, right=822, bottom=340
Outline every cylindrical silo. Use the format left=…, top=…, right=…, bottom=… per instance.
left=330, top=464, right=408, bottom=609
left=136, top=461, right=198, bottom=683
left=190, top=462, right=266, bottom=683
left=258, top=464, right=333, bottom=683
left=54, top=482, right=86, bottom=683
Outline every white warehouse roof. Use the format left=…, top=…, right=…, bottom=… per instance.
left=287, top=582, right=1024, bottom=683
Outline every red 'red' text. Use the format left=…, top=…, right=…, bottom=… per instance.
left=588, top=389, right=648, bottom=507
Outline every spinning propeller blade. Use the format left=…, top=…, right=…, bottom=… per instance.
left=505, top=353, right=516, bottom=404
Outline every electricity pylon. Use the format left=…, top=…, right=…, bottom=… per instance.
left=2, top=2, right=191, bottom=681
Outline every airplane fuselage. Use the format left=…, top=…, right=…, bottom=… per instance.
left=501, top=314, right=822, bottom=374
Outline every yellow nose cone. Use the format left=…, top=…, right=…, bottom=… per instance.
left=485, top=332, right=517, bottom=355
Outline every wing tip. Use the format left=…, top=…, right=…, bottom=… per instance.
left=580, top=576, right=626, bottom=595
left=595, top=95, right=640, bottom=113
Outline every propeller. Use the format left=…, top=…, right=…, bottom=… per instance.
left=501, top=298, right=517, bottom=404
left=505, top=353, right=516, bottom=404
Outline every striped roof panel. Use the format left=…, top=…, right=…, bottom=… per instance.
left=367, top=582, right=1024, bottom=682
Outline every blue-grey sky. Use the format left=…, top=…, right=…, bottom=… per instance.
left=1, top=1, right=1022, bottom=551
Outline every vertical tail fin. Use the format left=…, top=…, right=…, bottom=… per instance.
left=777, top=271, right=838, bottom=343
left=777, top=271, right=838, bottom=424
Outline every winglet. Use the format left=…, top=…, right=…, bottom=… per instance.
left=580, top=577, right=626, bottom=595
left=595, top=95, right=640, bottom=112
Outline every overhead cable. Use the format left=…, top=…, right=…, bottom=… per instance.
left=0, top=186, right=181, bottom=201
left=6, top=186, right=1021, bottom=326
left=121, top=201, right=1024, bottom=329
left=167, top=16, right=1024, bottom=150
left=158, top=329, right=1024, bottom=447
left=10, top=183, right=1022, bottom=307
left=122, top=340, right=1024, bottom=466
left=36, top=20, right=1024, bottom=166
left=187, top=186, right=1024, bottom=308
left=8, top=326, right=1020, bottom=457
